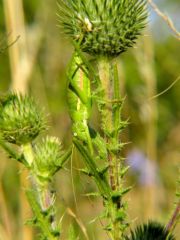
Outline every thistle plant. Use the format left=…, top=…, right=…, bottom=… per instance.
left=0, top=93, right=71, bottom=239
left=0, top=1, right=179, bottom=239
left=58, top=0, right=148, bottom=239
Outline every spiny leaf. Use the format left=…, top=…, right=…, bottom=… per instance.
left=120, top=166, right=130, bottom=178
left=111, top=186, right=133, bottom=201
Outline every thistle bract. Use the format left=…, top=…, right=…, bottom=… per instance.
left=58, top=0, right=147, bottom=56
left=33, top=137, right=64, bottom=184
left=0, top=93, right=46, bottom=145
left=126, top=222, right=175, bottom=240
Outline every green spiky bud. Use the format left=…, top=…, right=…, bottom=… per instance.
left=33, top=137, right=65, bottom=184
left=126, top=222, right=175, bottom=240
left=0, top=93, right=46, bottom=145
left=58, top=0, right=147, bottom=56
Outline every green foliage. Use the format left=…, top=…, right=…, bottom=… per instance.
left=0, top=93, right=46, bottom=145
left=58, top=0, right=147, bottom=56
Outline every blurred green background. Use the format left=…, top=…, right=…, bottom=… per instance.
left=0, top=0, right=179, bottom=239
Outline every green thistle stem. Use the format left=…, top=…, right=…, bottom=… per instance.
left=112, top=61, right=124, bottom=193
left=112, top=61, right=124, bottom=240
left=0, top=139, right=27, bottom=165
left=98, top=57, right=116, bottom=190
left=29, top=172, right=60, bottom=238
left=113, top=61, right=121, bottom=140
left=38, top=184, right=58, bottom=231
left=26, top=189, right=59, bottom=240
left=98, top=57, right=126, bottom=240
left=22, top=142, right=60, bottom=238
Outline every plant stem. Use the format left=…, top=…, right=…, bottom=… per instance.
left=166, top=201, right=180, bottom=233
left=23, top=143, right=60, bottom=239
left=0, top=139, right=26, bottom=165
left=98, top=57, right=116, bottom=190
left=112, top=60, right=123, bottom=192
left=98, top=57, right=125, bottom=240
left=38, top=184, right=58, bottom=233
left=3, top=0, right=29, bottom=93
left=26, top=189, right=59, bottom=240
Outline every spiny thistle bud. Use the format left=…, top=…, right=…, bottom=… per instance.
left=0, top=93, right=46, bottom=145
left=33, top=137, right=64, bottom=184
left=58, top=0, right=147, bottom=56
left=127, top=222, right=175, bottom=240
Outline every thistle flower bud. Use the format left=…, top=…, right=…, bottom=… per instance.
left=33, top=137, right=64, bottom=184
left=58, top=0, right=147, bottom=56
left=0, top=93, right=46, bottom=145
left=127, top=222, right=175, bottom=240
